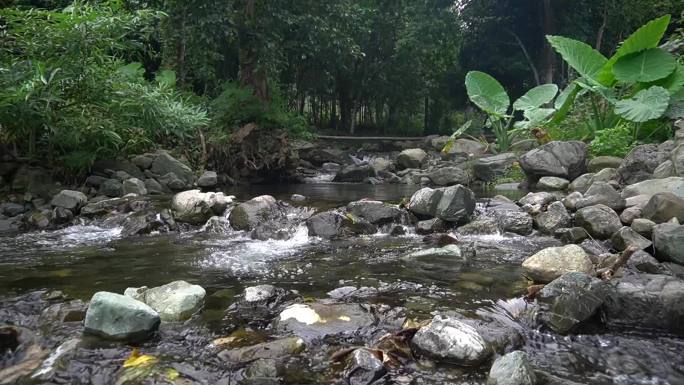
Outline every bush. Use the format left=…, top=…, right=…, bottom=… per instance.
left=589, top=123, right=636, bottom=157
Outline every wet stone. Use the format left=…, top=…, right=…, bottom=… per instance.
left=84, top=291, right=160, bottom=342
left=487, top=351, right=537, bottom=385
left=275, top=302, right=376, bottom=342
left=411, top=314, right=492, bottom=366
left=344, top=348, right=387, bottom=385
left=125, top=280, right=206, bottom=322
left=218, top=337, right=305, bottom=365
left=522, top=244, right=594, bottom=283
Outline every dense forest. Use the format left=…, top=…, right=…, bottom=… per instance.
left=1, top=0, right=683, bottom=172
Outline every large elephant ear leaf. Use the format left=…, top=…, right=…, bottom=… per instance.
left=654, top=64, right=684, bottom=94
left=597, top=14, right=671, bottom=84
left=546, top=35, right=607, bottom=81
left=550, top=83, right=580, bottom=124
left=613, top=48, right=676, bottom=83
left=513, top=84, right=558, bottom=111
left=465, top=71, right=510, bottom=117
left=614, top=86, right=670, bottom=122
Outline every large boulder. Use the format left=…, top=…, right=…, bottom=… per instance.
left=621, top=177, right=684, bottom=200
left=521, top=244, right=594, bottom=283
left=172, top=190, right=232, bottom=224
left=434, top=185, right=476, bottom=223
left=411, top=315, right=491, bottom=365
left=396, top=148, right=428, bottom=170
left=229, top=195, right=279, bottom=231
left=50, top=190, right=87, bottom=212
left=333, top=164, right=376, bottom=182
left=306, top=211, right=347, bottom=239
left=652, top=223, right=684, bottom=265
left=536, top=272, right=606, bottom=334
left=617, top=144, right=670, bottom=184
left=472, top=153, right=517, bottom=182
left=10, top=165, right=57, bottom=199
left=150, top=151, right=195, bottom=189
left=574, top=181, right=626, bottom=210
left=124, top=280, right=205, bottom=322
left=84, top=292, right=160, bottom=341
left=602, top=274, right=684, bottom=335
left=486, top=351, right=537, bottom=385
left=346, top=200, right=404, bottom=224
left=519, top=141, right=587, bottom=182
left=575, top=204, right=622, bottom=239
left=407, top=187, right=444, bottom=216
left=642, top=192, right=684, bottom=223
left=428, top=166, right=470, bottom=186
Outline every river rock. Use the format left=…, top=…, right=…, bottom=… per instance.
left=233, top=285, right=296, bottom=321
left=275, top=302, right=375, bottom=341
left=489, top=204, right=533, bottom=235
left=99, top=179, right=123, bottom=197
left=487, top=351, right=537, bottom=385
left=408, top=187, right=443, bottom=216
left=537, top=176, right=569, bottom=191
left=642, top=192, right=684, bottom=223
left=344, top=348, right=387, bottom=385
left=602, top=274, right=684, bottom=335
left=144, top=178, right=165, bottom=195
left=173, top=190, right=232, bottom=224
left=621, top=177, right=684, bottom=200
left=447, top=138, right=487, bottom=156
left=472, top=153, right=517, bottom=182
left=415, top=218, right=446, bottom=234
left=0, top=202, right=26, bottom=217
left=611, top=226, right=652, bottom=251
left=333, top=164, right=376, bottom=182
left=396, top=148, right=428, bottom=170
left=403, top=244, right=462, bottom=260
left=197, top=171, right=218, bottom=188
left=617, top=144, right=670, bottom=184
left=150, top=151, right=195, bottom=189
left=522, top=244, right=594, bottom=283
left=631, top=218, right=656, bottom=237
left=230, top=195, right=283, bottom=231
left=125, top=280, right=205, bottom=322
left=556, top=227, right=588, bottom=244
left=619, top=206, right=641, bottom=225
left=575, top=182, right=625, bottom=210
left=428, top=166, right=470, bottom=186
left=536, top=272, right=606, bottom=334
left=561, top=191, right=583, bottom=210
left=588, top=156, right=622, bottom=172
left=434, top=185, right=476, bottom=223
left=131, top=154, right=154, bottom=169
left=519, top=141, right=587, bottom=182
left=50, top=190, right=87, bottom=211
left=218, top=337, right=305, bottom=364
left=412, top=315, right=491, bottom=365
left=346, top=200, right=404, bottom=224
left=122, top=178, right=147, bottom=195
left=10, top=165, right=57, bottom=199
left=569, top=173, right=595, bottom=194
left=519, top=191, right=556, bottom=207
left=652, top=223, right=684, bottom=265
left=653, top=160, right=675, bottom=179
left=575, top=204, right=622, bottom=239
left=84, top=292, right=160, bottom=341
left=534, top=201, right=571, bottom=234
left=672, top=143, right=684, bottom=176
left=306, top=211, right=347, bottom=238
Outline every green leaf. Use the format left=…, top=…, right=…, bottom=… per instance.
left=654, top=64, right=684, bottom=94
left=613, top=48, right=676, bottom=83
left=513, top=84, right=558, bottom=111
left=523, top=108, right=555, bottom=124
left=546, top=35, right=607, bottom=81
left=117, top=62, right=144, bottom=80
left=155, top=69, right=176, bottom=87
left=550, top=83, right=580, bottom=125
left=614, top=86, right=670, bottom=122
left=597, top=15, right=671, bottom=84
left=465, top=71, right=510, bottom=117
left=442, top=120, right=472, bottom=154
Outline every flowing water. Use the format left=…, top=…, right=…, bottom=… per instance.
left=1, top=183, right=682, bottom=385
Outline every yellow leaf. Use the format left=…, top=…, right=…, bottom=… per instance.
left=123, top=348, right=158, bottom=368
left=165, top=368, right=180, bottom=380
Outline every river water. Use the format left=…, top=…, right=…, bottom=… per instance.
left=1, top=183, right=682, bottom=384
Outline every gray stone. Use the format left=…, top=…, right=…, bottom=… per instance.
left=555, top=227, right=588, bottom=244
left=489, top=205, right=533, bottom=235
left=408, top=187, right=443, bottom=216
left=125, top=281, right=205, bottom=322
left=144, top=178, right=164, bottom=195
left=621, top=177, right=684, bottom=200
left=307, top=211, right=346, bottom=239
left=10, top=165, right=57, bottom=199
left=472, top=153, right=518, bottom=182
left=522, top=244, right=594, bottom=283
left=457, top=217, right=500, bottom=235
left=344, top=348, right=387, bottom=385
left=446, top=139, right=487, bottom=156
left=85, top=175, right=107, bottom=187
left=228, top=195, right=281, bottom=231
left=131, top=154, right=154, bottom=170
left=346, top=200, right=404, bottom=224
left=150, top=151, right=195, bottom=188
left=218, top=337, right=305, bottom=364
left=561, top=191, right=583, bottom=210
left=537, top=176, right=569, bottom=191
left=617, top=144, right=670, bottom=184
left=369, top=157, right=391, bottom=173
left=84, top=292, right=160, bottom=341
left=173, top=190, right=232, bottom=225
left=122, top=178, right=147, bottom=196
left=52, top=207, right=73, bottom=224
left=411, top=315, right=491, bottom=365
left=519, top=141, right=588, bottom=181
left=396, top=148, right=428, bottom=170
left=415, top=218, right=446, bottom=234
left=403, top=244, right=462, bottom=260
left=653, top=160, right=675, bottom=179
left=519, top=191, right=557, bottom=207
left=434, top=185, right=476, bottom=223
left=642, top=192, right=684, bottom=223
left=276, top=303, right=375, bottom=342
left=487, top=351, right=536, bottom=385
left=0, top=202, right=26, bottom=217
left=620, top=206, right=642, bottom=225
left=569, top=173, right=595, bottom=194
left=575, top=182, right=625, bottom=210
left=98, top=179, right=123, bottom=198
left=602, top=274, right=684, bottom=335
left=672, top=143, right=684, bottom=176
left=631, top=218, right=656, bottom=237
left=197, top=171, right=218, bottom=188
left=611, top=226, right=652, bottom=251
left=322, top=162, right=342, bottom=172
left=242, top=359, right=279, bottom=383
left=92, top=158, right=144, bottom=179
left=537, top=272, right=606, bottom=334
left=588, top=156, right=622, bottom=173
left=333, top=164, right=376, bottom=182
left=157, top=172, right=186, bottom=191
left=626, top=250, right=666, bottom=274
left=592, top=167, right=618, bottom=184
left=534, top=201, right=571, bottom=234
left=0, top=216, right=22, bottom=233
left=50, top=190, right=87, bottom=211
left=575, top=204, right=623, bottom=239
left=653, top=223, right=684, bottom=265
left=112, top=170, right=131, bottom=181
left=428, top=166, right=470, bottom=186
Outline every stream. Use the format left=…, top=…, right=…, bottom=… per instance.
left=1, top=183, right=683, bottom=385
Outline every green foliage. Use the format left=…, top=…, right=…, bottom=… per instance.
left=465, top=72, right=510, bottom=117
left=613, top=49, right=677, bottom=83
left=589, top=123, right=636, bottom=157
left=546, top=36, right=608, bottom=81
left=614, top=86, right=671, bottom=123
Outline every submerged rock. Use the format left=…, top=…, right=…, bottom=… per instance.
left=84, top=291, right=160, bottom=341
left=124, top=280, right=205, bottom=322
left=487, top=351, right=537, bottom=385
left=275, top=302, right=375, bottom=341
left=233, top=284, right=297, bottom=321
left=218, top=337, right=305, bottom=364
left=346, top=200, right=404, bottom=224
left=411, top=315, right=491, bottom=365
left=403, top=244, right=462, bottom=260
left=522, top=244, right=594, bottom=283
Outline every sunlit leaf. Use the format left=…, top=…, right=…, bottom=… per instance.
left=546, top=35, right=607, bottom=81
left=465, top=71, right=510, bottom=117
left=513, top=84, right=558, bottom=112
left=123, top=348, right=158, bottom=368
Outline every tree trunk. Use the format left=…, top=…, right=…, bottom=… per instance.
left=237, top=0, right=269, bottom=102
left=595, top=2, right=609, bottom=52
left=539, top=0, right=556, bottom=84
left=506, top=29, right=540, bottom=86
